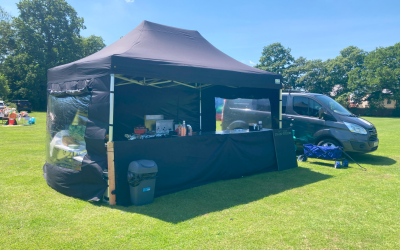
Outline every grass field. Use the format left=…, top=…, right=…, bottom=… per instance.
left=1, top=113, right=399, bottom=249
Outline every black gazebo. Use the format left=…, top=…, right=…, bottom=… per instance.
left=44, top=21, right=287, bottom=206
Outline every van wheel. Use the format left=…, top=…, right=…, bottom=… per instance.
left=227, top=121, right=248, bottom=130
left=317, top=138, right=340, bottom=148
left=297, top=155, right=307, bottom=162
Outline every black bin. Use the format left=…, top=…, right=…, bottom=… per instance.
left=127, top=160, right=158, bottom=206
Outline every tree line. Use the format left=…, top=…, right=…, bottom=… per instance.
left=256, top=42, right=400, bottom=113
left=0, top=0, right=105, bottom=110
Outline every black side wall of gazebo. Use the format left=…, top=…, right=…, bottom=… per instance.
left=44, top=75, right=110, bottom=201
left=44, top=75, right=281, bottom=202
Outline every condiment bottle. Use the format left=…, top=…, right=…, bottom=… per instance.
left=182, top=121, right=186, bottom=136
left=178, top=123, right=182, bottom=136
left=187, top=125, right=192, bottom=136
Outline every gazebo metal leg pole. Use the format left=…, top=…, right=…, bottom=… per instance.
left=109, top=74, right=115, bottom=142
left=279, top=89, right=282, bottom=129
left=199, top=85, right=202, bottom=131
left=107, top=74, right=116, bottom=205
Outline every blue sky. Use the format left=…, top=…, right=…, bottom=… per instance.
left=1, top=0, right=399, bottom=66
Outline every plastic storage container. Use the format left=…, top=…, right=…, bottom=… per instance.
left=127, top=160, right=158, bottom=206
left=156, top=119, right=174, bottom=134
left=134, top=126, right=147, bottom=135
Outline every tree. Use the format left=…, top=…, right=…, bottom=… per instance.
left=0, top=7, right=13, bottom=101
left=14, top=0, right=85, bottom=67
left=0, top=6, right=16, bottom=64
left=1, top=0, right=105, bottom=110
left=297, top=59, right=334, bottom=96
left=284, top=56, right=308, bottom=89
left=348, top=43, right=400, bottom=110
left=254, top=41, right=400, bottom=114
left=0, top=73, right=9, bottom=100
left=81, top=35, right=106, bottom=57
left=2, top=0, right=85, bottom=110
left=326, top=46, right=367, bottom=106
left=255, top=43, right=295, bottom=86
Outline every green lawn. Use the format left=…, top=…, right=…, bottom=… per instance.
left=1, top=113, right=399, bottom=249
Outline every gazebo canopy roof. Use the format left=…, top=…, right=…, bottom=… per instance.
left=48, top=21, right=282, bottom=89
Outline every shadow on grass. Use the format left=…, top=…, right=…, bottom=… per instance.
left=302, top=154, right=395, bottom=169
left=346, top=153, right=396, bottom=166
left=91, top=167, right=331, bottom=223
left=297, top=152, right=396, bottom=167
left=309, top=161, right=336, bottom=167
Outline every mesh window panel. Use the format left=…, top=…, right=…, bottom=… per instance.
left=46, top=94, right=91, bottom=171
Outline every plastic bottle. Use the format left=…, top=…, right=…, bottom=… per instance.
left=258, top=121, right=262, bottom=130
left=182, top=121, right=186, bottom=136
left=187, top=125, right=192, bottom=136
left=178, top=123, right=182, bottom=136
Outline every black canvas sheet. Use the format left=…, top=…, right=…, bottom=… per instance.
left=43, top=76, right=110, bottom=201
left=114, top=130, right=277, bottom=206
left=48, top=21, right=282, bottom=89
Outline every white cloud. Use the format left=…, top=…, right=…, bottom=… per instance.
left=249, top=60, right=256, bottom=65
left=125, top=0, right=134, bottom=2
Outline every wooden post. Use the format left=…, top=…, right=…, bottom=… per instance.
left=107, top=141, right=116, bottom=205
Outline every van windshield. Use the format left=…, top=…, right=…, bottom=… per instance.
left=315, top=95, right=352, bottom=116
